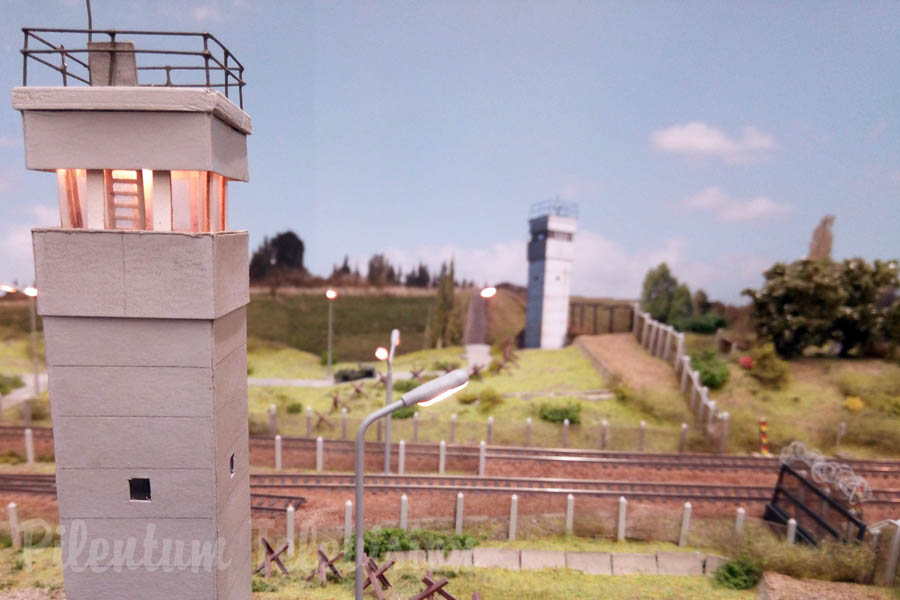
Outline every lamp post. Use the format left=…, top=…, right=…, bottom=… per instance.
left=354, top=369, right=468, bottom=599
left=1, top=284, right=39, bottom=426
left=480, top=286, right=497, bottom=299
left=375, top=329, right=401, bottom=474
left=325, top=289, right=338, bottom=379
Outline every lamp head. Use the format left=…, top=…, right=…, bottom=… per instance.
left=0, top=284, right=17, bottom=294
left=374, top=347, right=389, bottom=361
left=390, top=328, right=400, bottom=348
left=399, top=369, right=469, bottom=408
left=325, top=289, right=338, bottom=300
left=480, top=287, right=497, bottom=299
left=23, top=287, right=38, bottom=297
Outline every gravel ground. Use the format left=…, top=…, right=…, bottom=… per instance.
left=578, top=333, right=679, bottom=391
left=759, top=572, right=894, bottom=599
left=0, top=590, right=64, bottom=600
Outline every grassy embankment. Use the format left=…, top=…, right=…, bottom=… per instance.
left=683, top=334, right=900, bottom=458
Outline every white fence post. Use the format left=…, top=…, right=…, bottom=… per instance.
left=316, top=436, right=324, bottom=472
left=565, top=494, right=575, bottom=535
left=525, top=418, right=532, bottom=446
left=678, top=502, right=691, bottom=547
left=601, top=419, right=609, bottom=450
left=286, top=505, right=295, bottom=556
left=680, top=356, right=692, bottom=393
left=343, top=500, right=353, bottom=548
left=478, top=441, right=486, bottom=477
left=455, top=492, right=464, bottom=535
left=786, top=518, right=797, bottom=544
left=305, top=406, right=312, bottom=437
left=341, top=408, right=347, bottom=440
left=486, top=417, right=494, bottom=445
left=398, top=440, right=406, bottom=475
left=719, top=412, right=730, bottom=454
left=7, top=502, right=20, bottom=549
left=509, top=494, right=518, bottom=541
left=562, top=418, right=570, bottom=448
left=883, top=521, right=900, bottom=587
left=439, top=440, right=446, bottom=475
left=24, top=428, right=34, bottom=466
left=675, top=332, right=685, bottom=366
left=269, top=404, right=277, bottom=435
left=735, top=507, right=745, bottom=536
left=274, top=434, right=282, bottom=471
left=400, top=494, right=409, bottom=531
left=638, top=421, right=646, bottom=452
left=617, top=496, right=627, bottom=542
left=678, top=423, right=688, bottom=453
left=413, top=411, right=419, bottom=442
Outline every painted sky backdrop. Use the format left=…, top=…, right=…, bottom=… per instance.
left=0, top=1, right=897, bottom=302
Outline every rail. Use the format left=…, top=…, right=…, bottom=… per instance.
left=21, top=27, right=246, bottom=108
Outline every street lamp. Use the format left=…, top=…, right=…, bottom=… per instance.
left=480, top=286, right=497, bottom=299
left=325, top=289, right=338, bottom=379
left=375, top=329, right=401, bottom=474
left=354, top=369, right=468, bottom=599
left=1, top=284, right=39, bottom=426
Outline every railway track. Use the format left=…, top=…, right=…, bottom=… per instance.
left=249, top=472, right=900, bottom=505
left=0, top=473, right=306, bottom=513
left=5, top=425, right=900, bottom=480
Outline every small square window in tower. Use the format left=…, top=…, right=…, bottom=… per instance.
left=129, top=478, right=151, bottom=502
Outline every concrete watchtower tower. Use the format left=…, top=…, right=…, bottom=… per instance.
left=13, top=29, right=252, bottom=598
left=525, top=200, right=577, bottom=349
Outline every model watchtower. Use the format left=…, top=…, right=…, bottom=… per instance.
left=525, top=200, right=577, bottom=349
left=13, top=29, right=252, bottom=599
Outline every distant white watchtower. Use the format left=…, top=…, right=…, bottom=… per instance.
left=525, top=200, right=577, bottom=349
left=13, top=28, right=252, bottom=599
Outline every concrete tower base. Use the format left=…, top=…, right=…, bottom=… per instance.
left=35, top=229, right=251, bottom=600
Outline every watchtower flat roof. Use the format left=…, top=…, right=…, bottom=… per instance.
left=11, top=86, right=251, bottom=135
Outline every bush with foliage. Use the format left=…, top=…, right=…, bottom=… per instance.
left=393, top=379, right=419, bottom=393
left=673, top=313, right=727, bottom=334
left=0, top=373, right=23, bottom=396
left=748, top=344, right=790, bottom=390
left=454, top=388, right=503, bottom=413
left=248, top=414, right=269, bottom=436
left=837, top=369, right=900, bottom=416
left=392, top=405, right=417, bottom=419
left=427, top=261, right=463, bottom=348
left=430, top=359, right=461, bottom=372
left=286, top=402, right=303, bottom=414
left=456, top=391, right=478, bottom=405
left=744, top=258, right=900, bottom=358
left=690, top=350, right=730, bottom=389
left=539, top=401, right=582, bottom=425
left=349, top=528, right=478, bottom=560
left=334, top=366, right=376, bottom=383
left=714, top=557, right=762, bottom=590
left=640, top=263, right=679, bottom=322
left=320, top=350, right=339, bottom=366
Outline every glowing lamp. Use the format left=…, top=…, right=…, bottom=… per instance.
left=0, top=284, right=17, bottom=294
left=374, top=347, right=389, bottom=361
left=23, top=287, right=38, bottom=297
left=326, top=289, right=338, bottom=300
left=480, top=287, right=497, bottom=299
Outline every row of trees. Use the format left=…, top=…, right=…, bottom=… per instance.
left=744, top=258, right=900, bottom=358
left=640, top=263, right=723, bottom=330
left=250, top=230, right=477, bottom=288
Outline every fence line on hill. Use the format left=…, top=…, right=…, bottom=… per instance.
left=631, top=303, right=730, bottom=453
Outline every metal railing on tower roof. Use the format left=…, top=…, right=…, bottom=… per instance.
left=20, top=27, right=246, bottom=109
left=529, top=198, right=579, bottom=219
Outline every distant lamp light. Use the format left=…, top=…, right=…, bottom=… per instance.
left=23, top=287, right=38, bottom=297
left=0, top=284, right=17, bottom=294
left=325, top=289, right=338, bottom=300
left=374, top=347, right=389, bottom=361
left=480, top=286, right=497, bottom=299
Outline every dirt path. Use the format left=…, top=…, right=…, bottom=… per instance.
left=577, top=333, right=679, bottom=392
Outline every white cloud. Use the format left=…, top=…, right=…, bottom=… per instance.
left=192, top=4, right=223, bottom=22
left=650, top=122, right=777, bottom=164
left=683, top=186, right=791, bottom=222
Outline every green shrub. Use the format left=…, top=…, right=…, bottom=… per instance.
left=478, top=388, right=503, bottom=414
left=431, top=360, right=460, bottom=372
left=248, top=414, right=269, bottom=436
left=349, top=528, right=478, bottom=560
left=539, top=402, right=582, bottom=425
left=691, top=350, right=730, bottom=389
left=393, top=379, right=419, bottom=394
left=0, top=451, right=25, bottom=465
left=0, top=373, right=24, bottom=396
left=674, top=313, right=727, bottom=334
left=456, top=391, right=478, bottom=405
left=334, top=366, right=375, bottom=383
left=714, top=557, right=761, bottom=590
left=837, top=369, right=900, bottom=416
left=392, top=405, right=416, bottom=419
left=749, top=344, right=791, bottom=390
left=320, top=350, right=339, bottom=366
left=285, top=402, right=303, bottom=414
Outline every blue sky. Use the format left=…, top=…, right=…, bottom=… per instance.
left=1, top=1, right=898, bottom=302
